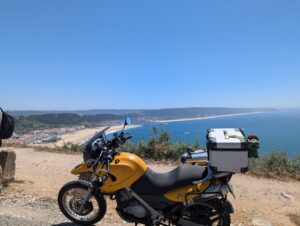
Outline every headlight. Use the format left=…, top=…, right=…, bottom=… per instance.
left=91, top=138, right=103, bottom=151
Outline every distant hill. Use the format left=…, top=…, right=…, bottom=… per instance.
left=10, top=109, right=144, bottom=117
left=142, top=107, right=274, bottom=119
left=11, top=107, right=274, bottom=117
left=12, top=107, right=275, bottom=133
left=15, top=113, right=141, bottom=133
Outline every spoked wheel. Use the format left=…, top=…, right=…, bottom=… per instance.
left=180, top=200, right=231, bottom=226
left=58, top=181, right=106, bottom=225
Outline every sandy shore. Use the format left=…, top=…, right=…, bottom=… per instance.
left=152, top=112, right=264, bottom=123
left=32, top=124, right=140, bottom=148
left=56, top=124, right=140, bottom=146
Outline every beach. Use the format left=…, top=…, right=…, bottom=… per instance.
left=152, top=112, right=264, bottom=123
left=30, top=124, right=140, bottom=148
left=56, top=124, right=139, bottom=146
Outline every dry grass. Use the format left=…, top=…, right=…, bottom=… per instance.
left=248, top=152, right=300, bottom=181
left=248, top=169, right=300, bottom=182
left=3, top=141, right=300, bottom=182
left=1, top=141, right=81, bottom=155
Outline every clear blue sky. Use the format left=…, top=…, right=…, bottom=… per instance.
left=1, top=0, right=300, bottom=110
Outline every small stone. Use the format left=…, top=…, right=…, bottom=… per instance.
left=281, top=192, right=293, bottom=199
left=252, top=218, right=273, bottom=226
left=242, top=208, right=250, bottom=214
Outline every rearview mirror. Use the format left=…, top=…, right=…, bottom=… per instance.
left=124, top=116, right=132, bottom=126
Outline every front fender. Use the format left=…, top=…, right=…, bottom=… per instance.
left=71, top=162, right=93, bottom=175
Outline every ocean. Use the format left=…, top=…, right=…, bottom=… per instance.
left=126, top=110, right=300, bottom=157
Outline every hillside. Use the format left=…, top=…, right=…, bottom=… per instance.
left=15, top=113, right=140, bottom=133
left=142, top=107, right=272, bottom=119
left=12, top=107, right=274, bottom=133
left=11, top=107, right=274, bottom=117
left=11, top=109, right=145, bottom=116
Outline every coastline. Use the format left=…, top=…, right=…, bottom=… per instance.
left=32, top=124, right=140, bottom=147
left=151, top=112, right=265, bottom=123
left=56, top=124, right=140, bottom=145
left=105, top=124, right=142, bottom=135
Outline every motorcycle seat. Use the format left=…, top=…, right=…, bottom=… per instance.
left=131, top=164, right=207, bottom=195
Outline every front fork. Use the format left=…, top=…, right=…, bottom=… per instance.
left=77, top=158, right=112, bottom=212
left=78, top=173, right=103, bottom=212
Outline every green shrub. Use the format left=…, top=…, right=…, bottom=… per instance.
left=122, top=130, right=196, bottom=161
left=249, top=151, right=300, bottom=180
left=60, top=142, right=85, bottom=152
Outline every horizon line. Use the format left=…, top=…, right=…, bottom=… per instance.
left=7, top=106, right=292, bottom=112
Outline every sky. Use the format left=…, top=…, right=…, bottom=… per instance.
left=0, top=0, right=300, bottom=110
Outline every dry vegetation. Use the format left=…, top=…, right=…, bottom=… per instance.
left=3, top=129, right=300, bottom=182
left=248, top=151, right=300, bottom=181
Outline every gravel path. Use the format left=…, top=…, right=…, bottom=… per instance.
left=0, top=191, right=129, bottom=226
left=1, top=147, right=300, bottom=226
left=0, top=192, right=66, bottom=226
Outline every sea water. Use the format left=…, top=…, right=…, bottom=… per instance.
left=126, top=110, right=300, bottom=157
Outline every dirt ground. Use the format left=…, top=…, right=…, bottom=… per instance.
left=1, top=148, right=299, bottom=226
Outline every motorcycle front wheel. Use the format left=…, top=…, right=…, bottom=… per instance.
left=58, top=181, right=106, bottom=225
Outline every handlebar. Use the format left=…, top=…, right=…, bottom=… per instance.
left=86, top=116, right=134, bottom=178
left=112, top=132, right=132, bottom=146
left=89, top=131, right=132, bottom=168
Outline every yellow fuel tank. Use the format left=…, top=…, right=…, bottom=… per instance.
left=71, top=152, right=147, bottom=194
left=101, top=152, right=147, bottom=193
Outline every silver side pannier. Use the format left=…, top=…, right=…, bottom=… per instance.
left=206, top=128, right=248, bottom=173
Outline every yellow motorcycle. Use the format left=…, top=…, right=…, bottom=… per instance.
left=58, top=117, right=235, bottom=226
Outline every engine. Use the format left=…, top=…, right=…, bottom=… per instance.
left=124, top=200, right=147, bottom=218
left=116, top=189, right=148, bottom=220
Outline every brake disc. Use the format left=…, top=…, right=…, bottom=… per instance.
left=69, top=198, right=94, bottom=216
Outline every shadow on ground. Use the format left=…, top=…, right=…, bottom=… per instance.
left=52, top=223, right=95, bottom=226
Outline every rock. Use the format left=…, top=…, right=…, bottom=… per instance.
left=281, top=192, right=293, bottom=199
left=252, top=218, right=273, bottom=226
left=0, top=150, right=16, bottom=182
left=242, top=208, right=251, bottom=214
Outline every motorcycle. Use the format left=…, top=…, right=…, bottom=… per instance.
left=58, top=116, right=235, bottom=226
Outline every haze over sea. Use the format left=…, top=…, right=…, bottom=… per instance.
left=127, top=110, right=300, bottom=158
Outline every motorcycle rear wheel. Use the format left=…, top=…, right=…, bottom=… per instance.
left=58, top=181, right=106, bottom=225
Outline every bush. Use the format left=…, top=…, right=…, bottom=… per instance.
left=123, top=130, right=197, bottom=161
left=60, top=142, right=85, bottom=153
left=249, top=151, right=300, bottom=180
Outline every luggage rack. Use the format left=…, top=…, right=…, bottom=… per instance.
left=187, top=163, right=233, bottom=205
